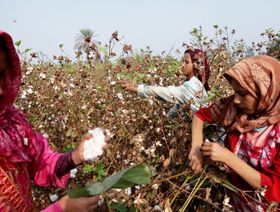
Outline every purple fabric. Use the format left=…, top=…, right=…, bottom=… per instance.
left=55, top=151, right=76, bottom=177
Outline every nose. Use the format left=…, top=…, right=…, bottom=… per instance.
left=233, top=94, right=241, bottom=105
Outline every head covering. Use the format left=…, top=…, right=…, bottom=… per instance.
left=210, top=55, right=280, bottom=133
left=184, top=48, right=210, bottom=90
left=0, top=31, right=21, bottom=113
left=0, top=31, right=43, bottom=162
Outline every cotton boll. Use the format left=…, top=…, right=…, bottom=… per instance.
left=49, top=194, right=59, bottom=202
left=83, top=128, right=109, bottom=161
left=70, top=168, right=78, bottom=178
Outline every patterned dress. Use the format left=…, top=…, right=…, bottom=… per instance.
left=196, top=108, right=280, bottom=211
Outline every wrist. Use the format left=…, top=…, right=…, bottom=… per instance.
left=132, top=85, right=138, bottom=93
left=71, top=150, right=83, bottom=165
left=221, top=148, right=232, bottom=164
left=191, top=141, right=203, bottom=149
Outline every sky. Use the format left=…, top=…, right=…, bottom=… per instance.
left=1, top=0, right=279, bottom=58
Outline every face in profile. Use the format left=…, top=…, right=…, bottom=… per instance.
left=181, top=53, right=194, bottom=78
left=230, top=79, right=257, bottom=115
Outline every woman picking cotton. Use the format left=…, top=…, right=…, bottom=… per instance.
left=118, top=49, right=211, bottom=118
left=0, top=30, right=110, bottom=211
left=190, top=55, right=280, bottom=210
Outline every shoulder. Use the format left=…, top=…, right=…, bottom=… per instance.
left=6, top=106, right=30, bottom=125
left=182, top=76, right=202, bottom=89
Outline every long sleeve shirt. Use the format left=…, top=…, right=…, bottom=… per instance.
left=137, top=76, right=208, bottom=118
left=196, top=107, right=280, bottom=210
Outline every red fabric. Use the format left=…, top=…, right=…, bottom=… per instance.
left=195, top=105, right=214, bottom=123
left=196, top=107, right=280, bottom=204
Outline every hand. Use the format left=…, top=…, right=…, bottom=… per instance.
left=72, top=129, right=110, bottom=165
left=200, top=142, right=229, bottom=163
left=118, top=80, right=138, bottom=93
left=58, top=195, right=100, bottom=212
left=188, top=146, right=204, bottom=174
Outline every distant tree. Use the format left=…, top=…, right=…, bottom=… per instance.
left=74, top=28, right=100, bottom=65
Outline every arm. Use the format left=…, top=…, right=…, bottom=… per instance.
left=188, top=114, right=205, bottom=173
left=201, top=142, right=261, bottom=188
left=223, top=150, right=261, bottom=188
left=189, top=106, right=215, bottom=173
left=32, top=133, right=71, bottom=188
left=32, top=133, right=104, bottom=187
left=118, top=80, right=185, bottom=104
left=41, top=195, right=100, bottom=212
left=137, top=84, right=185, bottom=104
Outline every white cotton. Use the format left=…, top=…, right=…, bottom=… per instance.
left=83, top=128, right=108, bottom=161
left=70, top=168, right=78, bottom=178
left=49, top=194, right=59, bottom=202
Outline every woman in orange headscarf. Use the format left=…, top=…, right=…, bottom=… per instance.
left=189, top=55, right=280, bottom=211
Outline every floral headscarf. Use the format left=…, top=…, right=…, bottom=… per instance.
left=210, top=55, right=280, bottom=133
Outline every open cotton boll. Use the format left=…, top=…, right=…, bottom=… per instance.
left=83, top=128, right=108, bottom=161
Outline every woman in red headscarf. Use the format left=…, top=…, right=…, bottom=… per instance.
left=189, top=55, right=280, bottom=211
left=118, top=49, right=211, bottom=118
left=0, top=31, right=109, bottom=211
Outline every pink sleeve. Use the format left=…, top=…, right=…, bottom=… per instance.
left=41, top=201, right=62, bottom=212
left=32, top=133, right=70, bottom=188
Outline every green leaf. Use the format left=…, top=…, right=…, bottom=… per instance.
left=15, top=40, right=21, bottom=47
left=68, top=164, right=152, bottom=198
left=24, top=48, right=32, bottom=53
left=59, top=44, right=64, bottom=49
left=62, top=143, right=75, bottom=153
left=83, top=164, right=95, bottom=174
left=110, top=202, right=128, bottom=212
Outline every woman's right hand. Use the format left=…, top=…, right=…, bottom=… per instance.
left=117, top=80, right=138, bottom=93
left=58, top=195, right=100, bottom=212
left=188, top=146, right=204, bottom=174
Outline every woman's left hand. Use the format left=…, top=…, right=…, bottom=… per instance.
left=200, top=142, right=229, bottom=163
left=72, top=130, right=110, bottom=165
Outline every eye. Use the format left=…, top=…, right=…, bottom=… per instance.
left=237, top=92, right=246, bottom=97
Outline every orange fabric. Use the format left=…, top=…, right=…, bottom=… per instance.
left=210, top=55, right=280, bottom=133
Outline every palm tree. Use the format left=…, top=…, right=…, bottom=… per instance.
left=74, top=28, right=100, bottom=63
